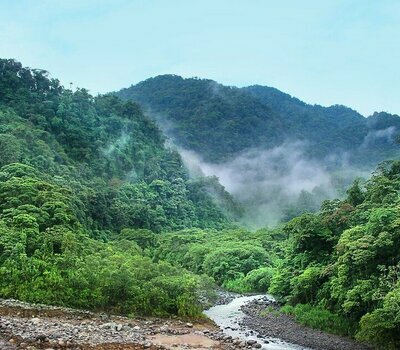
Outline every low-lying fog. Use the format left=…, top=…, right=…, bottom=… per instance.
left=178, top=142, right=367, bottom=228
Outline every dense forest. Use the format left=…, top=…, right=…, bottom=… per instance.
left=117, top=75, right=400, bottom=167
left=1, top=59, right=399, bottom=349
left=0, top=58, right=239, bottom=316
left=117, top=75, right=400, bottom=226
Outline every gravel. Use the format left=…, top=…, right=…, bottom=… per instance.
left=239, top=298, right=372, bottom=350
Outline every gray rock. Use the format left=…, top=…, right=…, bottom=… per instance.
left=31, top=318, right=41, bottom=325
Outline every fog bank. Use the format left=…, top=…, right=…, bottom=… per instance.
left=178, top=142, right=359, bottom=228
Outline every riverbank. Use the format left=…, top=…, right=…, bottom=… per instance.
left=240, top=297, right=372, bottom=350
left=0, top=298, right=251, bottom=350
left=0, top=296, right=375, bottom=350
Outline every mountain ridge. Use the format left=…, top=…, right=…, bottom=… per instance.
left=116, top=74, right=400, bottom=167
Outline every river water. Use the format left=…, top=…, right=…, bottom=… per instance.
left=204, top=294, right=310, bottom=350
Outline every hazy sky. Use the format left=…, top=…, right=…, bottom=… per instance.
left=1, top=0, right=399, bottom=116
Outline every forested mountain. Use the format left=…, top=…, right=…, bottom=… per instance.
left=116, top=75, right=400, bottom=226
left=118, top=75, right=285, bottom=163
left=117, top=75, right=400, bottom=167
left=0, top=59, right=238, bottom=316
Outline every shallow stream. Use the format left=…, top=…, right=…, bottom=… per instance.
left=204, top=294, right=310, bottom=350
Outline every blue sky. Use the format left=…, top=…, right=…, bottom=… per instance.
left=0, top=0, right=399, bottom=116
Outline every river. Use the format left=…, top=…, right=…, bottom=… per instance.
left=204, top=294, right=310, bottom=350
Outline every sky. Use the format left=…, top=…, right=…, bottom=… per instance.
left=0, top=0, right=399, bottom=116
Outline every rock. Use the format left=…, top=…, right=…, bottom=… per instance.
left=246, top=339, right=257, bottom=345
left=99, top=313, right=109, bottom=321
left=31, top=317, right=41, bottom=325
left=36, top=334, right=47, bottom=342
left=133, top=325, right=141, bottom=331
left=186, top=322, right=193, bottom=328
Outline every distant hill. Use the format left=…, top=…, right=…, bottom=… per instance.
left=117, top=75, right=400, bottom=167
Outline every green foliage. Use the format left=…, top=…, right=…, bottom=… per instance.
left=346, top=179, right=365, bottom=206
left=119, top=228, right=157, bottom=250
left=153, top=228, right=271, bottom=290
left=118, top=76, right=283, bottom=163
left=0, top=59, right=236, bottom=317
left=0, top=59, right=234, bottom=235
left=244, top=267, right=274, bottom=292
left=289, top=265, right=324, bottom=304
left=0, top=161, right=213, bottom=316
left=356, top=284, right=400, bottom=349
left=222, top=266, right=274, bottom=293
left=2, top=58, right=400, bottom=347
left=280, top=304, right=356, bottom=337
left=268, top=161, right=400, bottom=346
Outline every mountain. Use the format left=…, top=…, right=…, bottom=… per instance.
left=118, top=75, right=285, bottom=163
left=117, top=75, right=400, bottom=167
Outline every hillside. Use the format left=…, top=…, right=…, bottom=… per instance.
left=116, top=75, right=400, bottom=225
left=117, top=75, right=400, bottom=167
left=0, top=59, right=239, bottom=316
left=118, top=75, right=285, bottom=163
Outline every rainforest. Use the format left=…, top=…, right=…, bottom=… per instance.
left=0, top=59, right=400, bottom=349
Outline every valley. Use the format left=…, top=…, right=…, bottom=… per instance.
left=0, top=59, right=399, bottom=349
left=117, top=75, right=400, bottom=226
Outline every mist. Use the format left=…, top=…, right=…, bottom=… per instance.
left=178, top=142, right=363, bottom=228
left=360, top=126, right=397, bottom=149
left=102, top=131, right=131, bottom=157
left=144, top=106, right=370, bottom=228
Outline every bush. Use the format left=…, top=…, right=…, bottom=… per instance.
left=244, top=267, right=274, bottom=292
left=222, top=274, right=251, bottom=293
left=356, top=286, right=400, bottom=349
left=281, top=304, right=356, bottom=337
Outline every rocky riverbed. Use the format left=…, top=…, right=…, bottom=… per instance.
left=0, top=298, right=262, bottom=350
left=239, top=297, right=372, bottom=350
left=0, top=296, right=375, bottom=350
